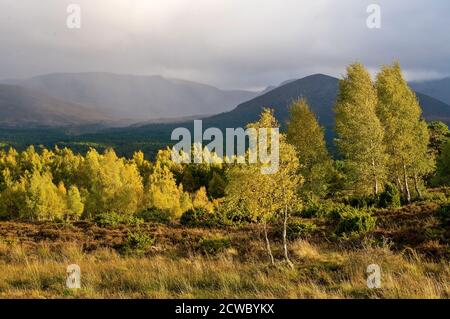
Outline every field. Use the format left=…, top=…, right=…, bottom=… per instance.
left=0, top=201, right=449, bottom=299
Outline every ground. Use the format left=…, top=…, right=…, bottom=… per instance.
left=0, top=202, right=449, bottom=299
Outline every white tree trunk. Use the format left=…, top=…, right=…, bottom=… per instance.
left=372, top=158, right=378, bottom=195
left=283, top=204, right=294, bottom=269
left=263, top=220, right=275, bottom=265
left=403, top=162, right=411, bottom=203
left=413, top=170, right=422, bottom=199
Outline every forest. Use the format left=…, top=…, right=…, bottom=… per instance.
left=0, top=62, right=449, bottom=298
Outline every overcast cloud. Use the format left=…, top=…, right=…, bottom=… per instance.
left=0, top=0, right=449, bottom=90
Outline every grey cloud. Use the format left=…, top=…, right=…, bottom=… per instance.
left=0, top=0, right=449, bottom=89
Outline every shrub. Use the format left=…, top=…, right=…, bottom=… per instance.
left=420, top=191, right=447, bottom=203
left=198, top=236, right=231, bottom=255
left=180, top=208, right=215, bottom=227
left=346, top=194, right=379, bottom=208
left=438, top=203, right=450, bottom=225
left=121, top=230, right=155, bottom=255
left=180, top=208, right=248, bottom=228
left=221, top=208, right=256, bottom=226
left=379, top=183, right=401, bottom=208
left=335, top=208, right=376, bottom=237
left=93, top=212, right=143, bottom=227
left=300, top=200, right=348, bottom=219
left=277, top=220, right=317, bottom=240
left=137, top=209, right=171, bottom=224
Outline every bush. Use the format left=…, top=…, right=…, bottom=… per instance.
left=438, top=203, right=450, bottom=225
left=121, top=230, right=155, bottom=255
left=335, top=208, right=376, bottom=237
left=221, top=208, right=256, bottom=226
left=300, top=200, right=348, bottom=219
left=421, top=191, right=448, bottom=203
left=137, top=209, right=171, bottom=224
left=346, top=195, right=379, bottom=208
left=379, top=183, right=401, bottom=208
left=277, top=220, right=317, bottom=240
left=180, top=208, right=249, bottom=228
left=93, top=212, right=143, bottom=227
left=180, top=208, right=215, bottom=227
left=198, top=236, right=231, bottom=255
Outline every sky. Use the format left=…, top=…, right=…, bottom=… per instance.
left=0, top=0, right=449, bottom=90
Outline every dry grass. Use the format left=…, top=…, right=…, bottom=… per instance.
left=0, top=238, right=448, bottom=299
left=0, top=201, right=449, bottom=299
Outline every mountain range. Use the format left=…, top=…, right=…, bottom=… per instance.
left=0, top=84, right=111, bottom=127
left=1, top=73, right=258, bottom=123
left=0, top=72, right=449, bottom=148
left=205, top=74, right=450, bottom=129
left=115, top=74, right=450, bottom=148
left=410, top=77, right=450, bottom=106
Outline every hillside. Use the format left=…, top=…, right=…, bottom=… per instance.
left=0, top=84, right=111, bottom=127
left=1, top=73, right=449, bottom=157
left=203, top=74, right=339, bottom=131
left=410, top=77, right=450, bottom=105
left=3, top=73, right=259, bottom=121
left=204, top=74, right=450, bottom=131
left=102, top=74, right=450, bottom=149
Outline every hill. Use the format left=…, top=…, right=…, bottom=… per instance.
left=107, top=74, right=450, bottom=149
left=3, top=73, right=258, bottom=121
left=410, top=77, right=450, bottom=105
left=1, top=73, right=449, bottom=158
left=0, top=84, right=111, bottom=127
left=204, top=74, right=450, bottom=131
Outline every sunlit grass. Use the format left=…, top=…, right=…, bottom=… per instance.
left=0, top=240, right=448, bottom=299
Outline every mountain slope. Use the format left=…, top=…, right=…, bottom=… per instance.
left=109, top=74, right=450, bottom=150
left=4, top=73, right=258, bottom=120
left=410, top=78, right=450, bottom=105
left=205, top=74, right=450, bottom=131
left=203, top=74, right=339, bottom=130
left=0, top=84, right=111, bottom=127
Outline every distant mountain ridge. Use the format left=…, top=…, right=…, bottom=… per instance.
left=410, top=77, right=450, bottom=105
left=0, top=84, right=111, bottom=127
left=202, top=74, right=450, bottom=129
left=113, top=74, right=450, bottom=149
left=0, top=72, right=449, bottom=140
left=2, top=73, right=259, bottom=121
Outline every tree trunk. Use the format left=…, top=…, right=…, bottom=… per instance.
left=403, top=162, right=411, bottom=203
left=413, top=170, right=422, bottom=199
left=372, top=158, right=378, bottom=195
left=283, top=204, right=294, bottom=269
left=396, top=175, right=404, bottom=193
left=263, top=220, right=275, bottom=265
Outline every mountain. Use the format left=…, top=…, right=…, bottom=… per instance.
left=3, top=73, right=258, bottom=121
left=2, top=73, right=449, bottom=159
left=258, top=79, right=298, bottom=95
left=205, top=74, right=450, bottom=130
left=0, top=84, right=112, bottom=127
left=203, top=74, right=339, bottom=131
left=110, top=74, right=450, bottom=149
left=259, top=85, right=277, bottom=95
left=410, top=77, right=450, bottom=105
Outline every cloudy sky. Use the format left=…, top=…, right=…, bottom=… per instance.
left=0, top=0, right=449, bottom=90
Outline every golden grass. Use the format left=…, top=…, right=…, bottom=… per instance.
left=0, top=239, right=448, bottom=299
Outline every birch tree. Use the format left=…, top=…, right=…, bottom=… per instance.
left=226, top=109, right=302, bottom=267
left=334, top=62, right=386, bottom=195
left=286, top=98, right=332, bottom=198
left=375, top=62, right=430, bottom=202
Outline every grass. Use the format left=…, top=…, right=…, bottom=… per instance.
left=0, top=240, right=448, bottom=298
left=0, top=201, right=449, bottom=299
